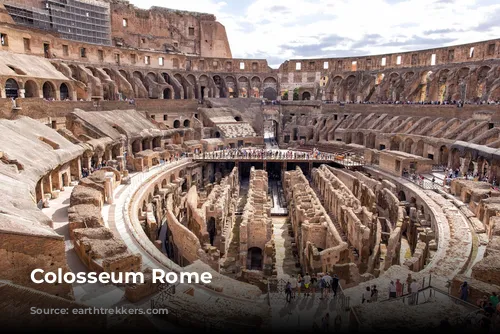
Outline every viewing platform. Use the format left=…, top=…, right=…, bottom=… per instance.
left=192, top=148, right=365, bottom=167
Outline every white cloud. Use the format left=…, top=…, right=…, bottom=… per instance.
left=128, top=0, right=500, bottom=68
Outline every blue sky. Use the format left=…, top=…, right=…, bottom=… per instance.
left=130, top=0, right=500, bottom=68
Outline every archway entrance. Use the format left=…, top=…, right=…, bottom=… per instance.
left=302, top=91, right=311, bottom=100
left=263, top=87, right=277, bottom=100
left=60, top=83, right=69, bottom=100
left=42, top=82, right=56, bottom=99
left=247, top=247, right=263, bottom=270
left=24, top=80, right=38, bottom=98
left=5, top=78, right=19, bottom=98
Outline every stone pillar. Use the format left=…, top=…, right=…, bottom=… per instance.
left=473, top=162, right=478, bottom=176
left=0, top=87, right=5, bottom=98
left=70, top=157, right=82, bottom=181
left=42, top=175, right=52, bottom=196
left=104, top=172, right=115, bottom=204
left=116, top=156, right=125, bottom=172
left=459, top=157, right=467, bottom=176
left=19, top=89, right=25, bottom=98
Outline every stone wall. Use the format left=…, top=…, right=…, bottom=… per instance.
left=285, top=166, right=349, bottom=274
left=239, top=168, right=274, bottom=275
left=0, top=232, right=73, bottom=299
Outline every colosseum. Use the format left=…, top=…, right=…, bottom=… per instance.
left=1, top=0, right=500, bottom=332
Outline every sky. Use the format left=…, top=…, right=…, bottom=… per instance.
left=129, top=0, right=500, bottom=68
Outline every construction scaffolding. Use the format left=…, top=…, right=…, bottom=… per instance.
left=3, top=0, right=111, bottom=45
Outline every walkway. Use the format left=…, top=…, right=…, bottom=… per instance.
left=272, top=217, right=299, bottom=279
left=42, top=185, right=124, bottom=307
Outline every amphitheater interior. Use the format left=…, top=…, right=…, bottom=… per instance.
left=1, top=0, right=500, bottom=331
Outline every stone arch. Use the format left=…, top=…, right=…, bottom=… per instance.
left=213, top=75, right=225, bottom=98
left=263, top=87, right=277, bottom=100
left=183, top=119, right=190, bottom=128
left=344, top=75, right=357, bottom=102
left=132, top=139, right=141, bottom=154
left=60, top=83, right=70, bottom=100
left=173, top=120, right=180, bottom=128
left=390, top=136, right=402, bottom=151
left=404, top=138, right=414, bottom=154
left=198, top=75, right=210, bottom=99
left=414, top=140, right=424, bottom=157
left=24, top=80, right=39, bottom=98
left=174, top=73, right=189, bottom=99
left=366, top=133, right=376, bottom=149
left=163, top=88, right=172, bottom=99
left=42, top=81, right=57, bottom=99
left=302, top=91, right=311, bottom=100
left=5, top=78, right=19, bottom=98
left=225, top=76, right=237, bottom=98
left=398, top=190, right=406, bottom=201
left=251, top=76, right=261, bottom=97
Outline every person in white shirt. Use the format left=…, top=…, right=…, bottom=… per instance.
left=289, top=275, right=298, bottom=299
left=321, top=273, right=333, bottom=299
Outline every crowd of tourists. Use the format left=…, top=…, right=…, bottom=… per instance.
left=197, top=147, right=350, bottom=161
left=323, top=99, right=500, bottom=106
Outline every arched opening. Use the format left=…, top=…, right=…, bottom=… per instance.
left=183, top=119, right=190, bottom=128
left=42, top=82, right=56, bottom=99
left=247, top=247, right=263, bottom=270
left=398, top=191, right=406, bottom=202
left=263, top=87, right=277, bottom=100
left=404, top=138, right=414, bottom=154
left=173, top=120, right=180, bottom=128
left=366, top=133, right=376, bottom=149
left=153, top=137, right=162, bottom=149
left=163, top=88, right=172, bottom=99
left=5, top=78, right=19, bottom=98
left=207, top=217, right=216, bottom=246
left=132, top=140, right=141, bottom=154
left=302, top=91, right=311, bottom=100
left=59, top=83, right=70, bottom=100
left=234, top=116, right=242, bottom=122
left=354, top=132, right=364, bottom=145
left=24, top=80, right=38, bottom=98
left=414, top=140, right=424, bottom=157
left=390, top=137, right=401, bottom=151
left=214, top=131, right=221, bottom=138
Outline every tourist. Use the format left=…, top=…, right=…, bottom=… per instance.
left=388, top=280, right=397, bottom=298
left=321, top=272, right=332, bottom=299
left=331, top=274, right=339, bottom=297
left=362, top=286, right=371, bottom=303
left=318, top=274, right=325, bottom=299
left=303, top=272, right=311, bottom=297
left=395, top=278, right=403, bottom=297
left=459, top=281, right=470, bottom=302
left=490, top=292, right=499, bottom=308
left=285, top=280, right=292, bottom=303
left=371, top=284, right=379, bottom=302
left=484, top=302, right=495, bottom=317
left=289, top=274, right=298, bottom=299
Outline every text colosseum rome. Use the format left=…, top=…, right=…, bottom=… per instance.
left=0, top=0, right=500, bottom=332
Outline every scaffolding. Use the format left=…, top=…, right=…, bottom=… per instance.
left=3, top=0, right=111, bottom=45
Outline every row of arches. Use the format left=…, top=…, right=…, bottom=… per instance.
left=2, top=77, right=71, bottom=100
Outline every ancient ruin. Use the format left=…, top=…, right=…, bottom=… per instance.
left=1, top=0, right=500, bottom=331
